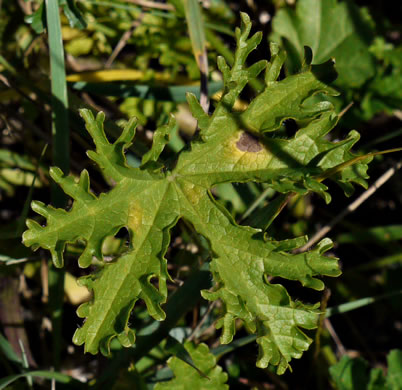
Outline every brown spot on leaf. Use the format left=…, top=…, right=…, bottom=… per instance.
left=236, top=132, right=263, bottom=153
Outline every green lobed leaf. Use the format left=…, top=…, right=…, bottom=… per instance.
left=329, top=350, right=402, bottom=390
left=271, top=0, right=376, bottom=88
left=59, top=0, right=87, bottom=30
left=23, top=13, right=370, bottom=373
left=386, top=349, right=402, bottom=390
left=25, top=1, right=46, bottom=34
left=164, top=335, right=207, bottom=378
left=154, top=342, right=228, bottom=390
left=329, top=355, right=371, bottom=390
left=362, top=46, right=402, bottom=118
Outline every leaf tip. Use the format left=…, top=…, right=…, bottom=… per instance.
left=51, top=248, right=65, bottom=268
left=79, top=108, right=93, bottom=121
left=72, top=328, right=85, bottom=347
left=117, top=116, right=138, bottom=145
left=316, top=237, right=334, bottom=254
left=117, top=328, right=136, bottom=348
left=31, top=200, right=49, bottom=218
left=239, top=11, right=251, bottom=27
left=76, top=302, right=90, bottom=318
left=96, top=111, right=106, bottom=124
left=49, top=166, right=64, bottom=182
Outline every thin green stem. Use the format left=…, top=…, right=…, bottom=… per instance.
left=326, top=289, right=402, bottom=317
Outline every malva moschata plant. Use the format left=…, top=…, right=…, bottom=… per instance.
left=22, top=13, right=371, bottom=375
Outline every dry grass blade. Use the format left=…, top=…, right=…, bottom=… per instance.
left=296, top=159, right=402, bottom=253
left=105, top=13, right=144, bottom=68
left=121, top=0, right=174, bottom=11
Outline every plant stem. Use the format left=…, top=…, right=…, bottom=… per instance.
left=296, top=160, right=402, bottom=252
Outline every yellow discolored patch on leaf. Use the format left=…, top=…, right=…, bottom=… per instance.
left=127, top=203, right=143, bottom=231
left=178, top=180, right=204, bottom=206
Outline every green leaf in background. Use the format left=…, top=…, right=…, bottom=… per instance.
left=23, top=13, right=371, bottom=374
left=163, top=335, right=208, bottom=378
left=387, top=349, right=402, bottom=389
left=70, top=80, right=223, bottom=102
left=271, top=0, right=375, bottom=88
left=25, top=0, right=86, bottom=33
left=154, top=342, right=228, bottom=390
left=361, top=44, right=402, bottom=119
left=330, top=355, right=371, bottom=390
left=337, top=225, right=402, bottom=244
left=0, top=146, right=46, bottom=199
left=168, top=0, right=185, bottom=17
left=329, top=349, right=402, bottom=390
left=60, top=0, right=87, bottom=29
left=25, top=1, right=47, bottom=34
left=0, top=332, right=22, bottom=365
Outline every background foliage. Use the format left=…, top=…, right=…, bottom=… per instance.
left=0, top=0, right=401, bottom=389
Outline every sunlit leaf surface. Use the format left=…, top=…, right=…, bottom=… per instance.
left=23, top=13, right=370, bottom=374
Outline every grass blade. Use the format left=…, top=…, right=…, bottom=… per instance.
left=183, top=0, right=209, bottom=112
left=46, top=0, right=70, bottom=176
left=0, top=370, right=83, bottom=389
left=326, top=290, right=402, bottom=317
left=0, top=332, right=22, bottom=365
left=16, top=145, right=48, bottom=237
left=45, top=0, right=70, bottom=370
